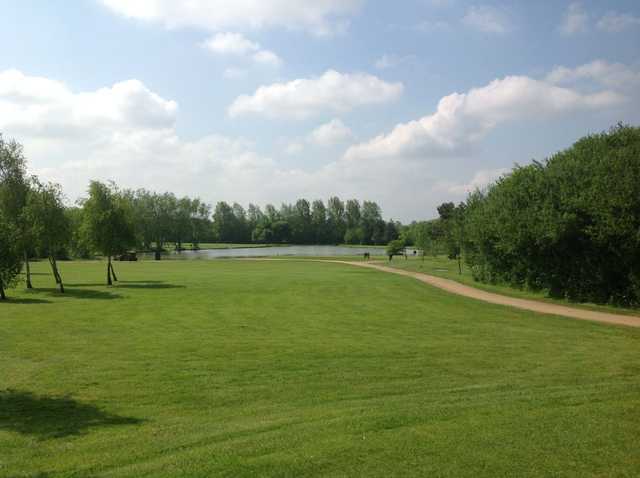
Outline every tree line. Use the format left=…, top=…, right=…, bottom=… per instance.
left=403, top=124, right=640, bottom=307
left=0, top=133, right=400, bottom=299
left=211, top=198, right=399, bottom=246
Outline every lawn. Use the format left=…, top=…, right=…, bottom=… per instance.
left=1, top=260, right=639, bottom=477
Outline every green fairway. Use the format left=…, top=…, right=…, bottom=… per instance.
left=1, top=260, right=639, bottom=477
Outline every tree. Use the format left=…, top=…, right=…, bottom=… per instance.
left=82, top=181, right=135, bottom=285
left=271, top=220, right=291, bottom=243
left=212, top=201, right=236, bottom=243
left=386, top=239, right=406, bottom=261
left=361, top=201, right=383, bottom=244
left=65, top=206, right=93, bottom=259
left=190, top=199, right=211, bottom=249
left=291, top=199, right=312, bottom=244
left=232, top=203, right=249, bottom=242
left=343, top=227, right=363, bottom=245
left=173, top=197, right=194, bottom=251
left=437, top=201, right=465, bottom=273
left=25, top=181, right=71, bottom=292
left=462, top=124, right=640, bottom=305
left=0, top=212, right=22, bottom=300
left=410, top=220, right=444, bottom=260
left=383, top=220, right=400, bottom=244
left=311, top=200, right=327, bottom=244
left=0, top=135, right=32, bottom=288
left=326, top=197, right=346, bottom=244
left=345, top=199, right=361, bottom=230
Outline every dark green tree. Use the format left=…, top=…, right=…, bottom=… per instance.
left=0, top=211, right=22, bottom=300
left=82, top=181, right=135, bottom=285
left=25, top=181, right=71, bottom=292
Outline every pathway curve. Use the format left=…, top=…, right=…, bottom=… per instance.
left=329, top=260, right=640, bottom=328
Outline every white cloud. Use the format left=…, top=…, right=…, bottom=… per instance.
left=251, top=50, right=282, bottom=67
left=560, top=2, right=588, bottom=35
left=0, top=69, right=177, bottom=139
left=201, top=32, right=259, bottom=55
left=228, top=70, right=403, bottom=119
left=309, top=119, right=353, bottom=146
left=100, top=0, right=363, bottom=36
left=462, top=5, right=511, bottom=34
left=344, top=73, right=624, bottom=162
left=597, top=11, right=640, bottom=32
left=438, top=168, right=509, bottom=195
left=546, top=60, right=640, bottom=91
left=202, top=32, right=282, bottom=67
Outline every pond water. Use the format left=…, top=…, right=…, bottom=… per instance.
left=138, top=245, right=388, bottom=260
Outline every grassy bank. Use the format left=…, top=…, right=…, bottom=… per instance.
left=1, top=260, right=639, bottom=477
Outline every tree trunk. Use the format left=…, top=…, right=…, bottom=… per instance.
left=107, top=256, right=113, bottom=286
left=24, top=250, right=33, bottom=289
left=110, top=261, right=118, bottom=282
left=0, top=279, right=5, bottom=300
left=48, top=256, right=60, bottom=284
left=50, top=256, right=64, bottom=293
left=458, top=255, right=462, bottom=275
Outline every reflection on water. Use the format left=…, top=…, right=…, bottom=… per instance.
left=138, top=245, right=386, bottom=260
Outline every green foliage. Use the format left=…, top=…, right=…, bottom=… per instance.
left=216, top=197, right=388, bottom=245
left=385, top=238, right=405, bottom=257
left=0, top=211, right=22, bottom=297
left=438, top=201, right=465, bottom=261
left=0, top=134, right=29, bottom=226
left=25, top=181, right=70, bottom=259
left=463, top=124, right=640, bottom=306
left=82, top=181, right=135, bottom=258
left=125, top=190, right=212, bottom=251
left=65, top=207, right=93, bottom=259
left=343, top=226, right=364, bottom=244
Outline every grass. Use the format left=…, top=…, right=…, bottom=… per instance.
left=1, top=260, right=639, bottom=477
left=382, top=254, right=640, bottom=317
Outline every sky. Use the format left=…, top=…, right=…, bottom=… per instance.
left=1, top=0, right=639, bottom=222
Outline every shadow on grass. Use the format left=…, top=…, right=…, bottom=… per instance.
left=2, top=297, right=52, bottom=304
left=65, top=280, right=185, bottom=290
left=119, top=280, right=166, bottom=284
left=0, top=389, right=145, bottom=439
left=64, top=282, right=105, bottom=287
left=37, top=288, right=121, bottom=300
left=117, top=283, right=185, bottom=290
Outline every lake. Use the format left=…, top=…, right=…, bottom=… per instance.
left=138, top=245, right=390, bottom=260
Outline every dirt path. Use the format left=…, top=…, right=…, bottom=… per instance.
left=331, top=260, right=640, bottom=328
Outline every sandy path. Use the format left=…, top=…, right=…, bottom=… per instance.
left=328, top=260, right=640, bottom=328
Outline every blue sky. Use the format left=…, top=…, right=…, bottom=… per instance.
left=1, top=0, right=639, bottom=221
